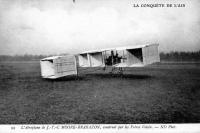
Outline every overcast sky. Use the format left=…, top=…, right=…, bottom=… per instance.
left=0, top=0, right=200, bottom=55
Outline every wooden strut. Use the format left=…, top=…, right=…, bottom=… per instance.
left=75, top=56, right=79, bottom=79
left=103, top=51, right=107, bottom=71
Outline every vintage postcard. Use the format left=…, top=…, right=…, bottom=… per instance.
left=0, top=0, right=199, bottom=132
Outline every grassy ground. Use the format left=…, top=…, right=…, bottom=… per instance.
left=0, top=61, right=199, bottom=124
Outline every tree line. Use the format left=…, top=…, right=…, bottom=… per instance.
left=160, top=51, right=200, bottom=62
left=0, top=54, right=47, bottom=61
left=0, top=51, right=200, bottom=61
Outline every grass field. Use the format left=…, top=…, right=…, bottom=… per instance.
left=0, top=61, right=200, bottom=124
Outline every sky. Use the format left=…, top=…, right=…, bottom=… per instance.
left=0, top=0, right=200, bottom=55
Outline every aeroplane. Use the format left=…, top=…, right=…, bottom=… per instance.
left=40, top=43, right=160, bottom=79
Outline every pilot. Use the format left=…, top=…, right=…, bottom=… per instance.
left=111, top=50, right=114, bottom=65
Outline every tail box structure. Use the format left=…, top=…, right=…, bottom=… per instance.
left=40, top=55, right=77, bottom=79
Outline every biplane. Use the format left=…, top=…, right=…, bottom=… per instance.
left=40, top=43, right=160, bottom=79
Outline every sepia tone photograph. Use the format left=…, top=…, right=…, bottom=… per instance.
left=0, top=0, right=200, bottom=124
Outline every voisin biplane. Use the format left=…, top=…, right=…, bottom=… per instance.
left=40, top=43, right=160, bottom=79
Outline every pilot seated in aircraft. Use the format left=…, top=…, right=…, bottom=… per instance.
left=106, top=51, right=122, bottom=66
left=114, top=52, right=122, bottom=64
